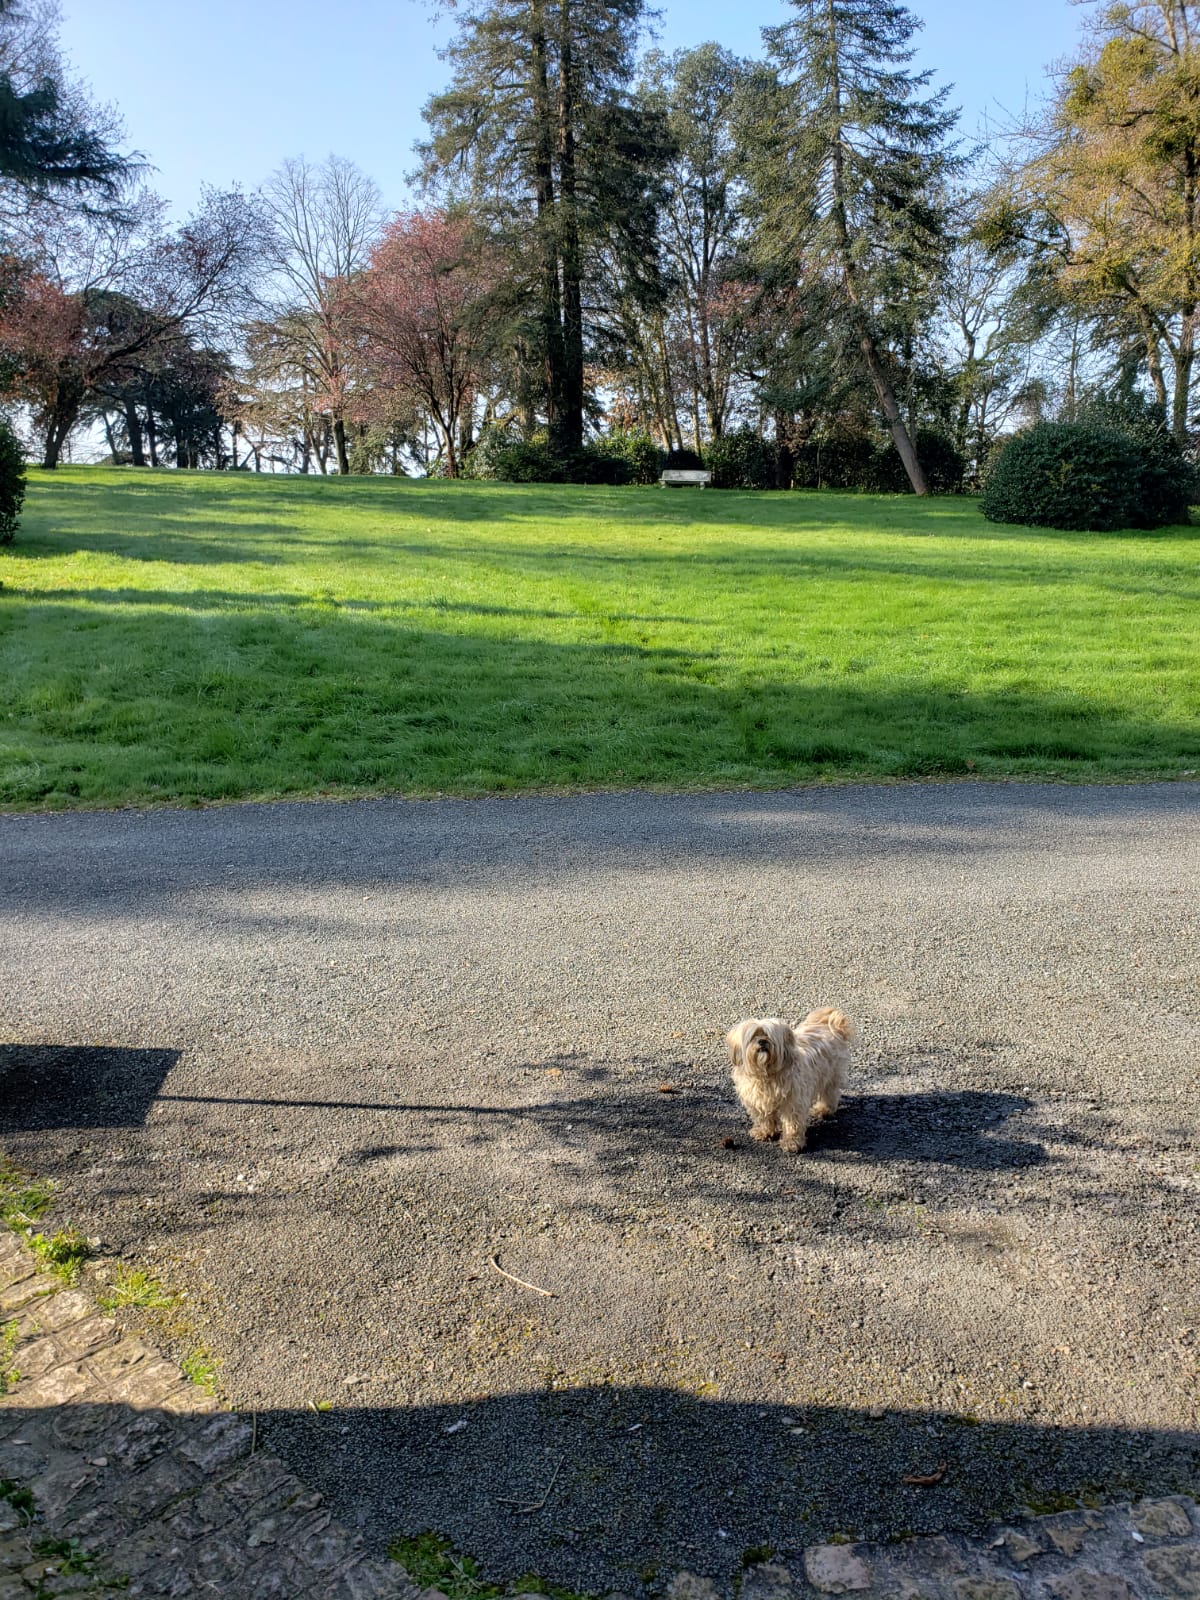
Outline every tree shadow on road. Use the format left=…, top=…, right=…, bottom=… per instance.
left=3, top=1387, right=1196, bottom=1594
left=0, top=1040, right=1052, bottom=1184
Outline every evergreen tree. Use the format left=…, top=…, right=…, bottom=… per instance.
left=422, top=0, right=669, bottom=454
left=750, top=0, right=961, bottom=493
left=0, top=0, right=131, bottom=197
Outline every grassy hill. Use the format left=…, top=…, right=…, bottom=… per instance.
left=1, top=467, right=1197, bottom=808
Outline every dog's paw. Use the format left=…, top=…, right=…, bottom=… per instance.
left=750, top=1123, right=776, bottom=1142
left=780, top=1136, right=806, bottom=1154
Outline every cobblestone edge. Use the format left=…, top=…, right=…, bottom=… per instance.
left=0, top=1229, right=417, bottom=1597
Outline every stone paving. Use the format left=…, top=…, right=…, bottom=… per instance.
left=0, top=1226, right=1197, bottom=1600
left=0, top=1229, right=415, bottom=1598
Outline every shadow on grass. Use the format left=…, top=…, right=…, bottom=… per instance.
left=16, top=472, right=1197, bottom=587
left=2, top=585, right=707, bottom=630
left=3, top=1391, right=1195, bottom=1591
left=3, top=581, right=1198, bottom=809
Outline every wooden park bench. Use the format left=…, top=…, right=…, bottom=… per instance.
left=660, top=468, right=711, bottom=488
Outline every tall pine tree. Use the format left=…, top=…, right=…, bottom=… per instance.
left=422, top=0, right=668, bottom=454
left=751, top=0, right=960, bottom=493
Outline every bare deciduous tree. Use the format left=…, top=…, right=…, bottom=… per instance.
left=260, top=154, right=382, bottom=473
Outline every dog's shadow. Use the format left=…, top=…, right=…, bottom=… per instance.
left=812, top=1088, right=1051, bottom=1169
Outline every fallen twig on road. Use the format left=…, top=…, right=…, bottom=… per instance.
left=488, top=1254, right=557, bottom=1299
left=902, top=1462, right=947, bottom=1486
left=498, top=1455, right=564, bottom=1514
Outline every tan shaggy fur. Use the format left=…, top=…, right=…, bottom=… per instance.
left=725, top=1008, right=857, bottom=1153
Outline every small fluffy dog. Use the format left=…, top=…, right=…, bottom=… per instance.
left=726, top=1009, right=856, bottom=1153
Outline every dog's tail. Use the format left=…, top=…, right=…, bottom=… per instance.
left=804, top=1007, right=857, bottom=1043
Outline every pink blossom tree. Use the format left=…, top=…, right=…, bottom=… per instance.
left=353, top=210, right=498, bottom=478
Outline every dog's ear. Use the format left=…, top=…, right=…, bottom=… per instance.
left=726, top=1023, right=746, bottom=1064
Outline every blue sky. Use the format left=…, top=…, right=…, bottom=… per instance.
left=59, top=0, right=1084, bottom=218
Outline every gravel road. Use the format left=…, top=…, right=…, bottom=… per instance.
left=1, top=783, right=1197, bottom=1591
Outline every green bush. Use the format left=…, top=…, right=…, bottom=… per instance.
left=487, top=438, right=634, bottom=485
left=568, top=445, right=633, bottom=485
left=462, top=424, right=522, bottom=480
left=664, top=446, right=704, bottom=471
left=1074, top=391, right=1195, bottom=527
left=489, top=440, right=567, bottom=483
left=793, top=432, right=875, bottom=490
left=1135, top=445, right=1196, bottom=527
left=981, top=421, right=1192, bottom=531
left=853, top=429, right=966, bottom=495
left=596, top=429, right=664, bottom=485
left=793, top=428, right=963, bottom=494
left=706, top=428, right=776, bottom=490
left=0, top=419, right=26, bottom=544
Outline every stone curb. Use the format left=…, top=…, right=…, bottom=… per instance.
left=0, top=1229, right=1197, bottom=1599
left=686, top=1490, right=1200, bottom=1600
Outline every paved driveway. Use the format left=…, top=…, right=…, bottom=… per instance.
left=1, top=784, right=1197, bottom=1590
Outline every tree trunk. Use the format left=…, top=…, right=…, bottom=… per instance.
left=857, top=323, right=928, bottom=492
left=532, top=5, right=566, bottom=449
left=1171, top=313, right=1194, bottom=444
left=773, top=410, right=795, bottom=488
left=834, top=229, right=927, bottom=492
left=42, top=381, right=84, bottom=468
left=554, top=1, right=584, bottom=454
left=42, top=419, right=69, bottom=468
left=1141, top=317, right=1168, bottom=412
left=332, top=414, right=350, bottom=474
left=146, top=411, right=159, bottom=468
left=124, top=401, right=146, bottom=467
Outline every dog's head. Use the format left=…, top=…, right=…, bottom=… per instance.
left=726, top=1017, right=794, bottom=1076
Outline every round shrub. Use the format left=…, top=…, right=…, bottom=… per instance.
left=705, top=428, right=776, bottom=490
left=1072, top=391, right=1196, bottom=526
left=0, top=418, right=26, bottom=544
left=664, top=446, right=704, bottom=471
left=979, top=422, right=1188, bottom=530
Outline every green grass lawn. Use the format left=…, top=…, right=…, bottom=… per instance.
left=0, top=465, right=1197, bottom=808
